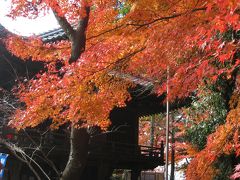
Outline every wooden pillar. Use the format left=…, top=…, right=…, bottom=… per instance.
left=150, top=115, right=155, bottom=148
left=160, top=140, right=164, bottom=164
left=98, top=163, right=112, bottom=180
left=131, top=169, right=140, bottom=180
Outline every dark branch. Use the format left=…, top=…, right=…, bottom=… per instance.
left=76, top=7, right=90, bottom=34
left=87, top=24, right=125, bottom=40
left=53, top=12, right=74, bottom=40
left=88, top=7, right=207, bottom=39
left=127, top=7, right=207, bottom=28
left=69, top=6, right=90, bottom=64
left=51, top=2, right=90, bottom=64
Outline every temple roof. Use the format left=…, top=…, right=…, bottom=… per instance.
left=38, top=27, right=67, bottom=42
left=0, top=24, right=44, bottom=89
left=0, top=23, right=153, bottom=92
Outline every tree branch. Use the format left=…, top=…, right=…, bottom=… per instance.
left=52, top=9, right=74, bottom=40
left=23, top=130, right=60, bottom=177
left=51, top=1, right=90, bottom=63
left=127, top=7, right=207, bottom=29
left=69, top=6, right=90, bottom=63
left=0, top=138, right=42, bottom=180
left=88, top=7, right=207, bottom=40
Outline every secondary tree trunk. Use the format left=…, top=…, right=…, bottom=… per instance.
left=60, top=127, right=90, bottom=180
left=170, top=130, right=175, bottom=180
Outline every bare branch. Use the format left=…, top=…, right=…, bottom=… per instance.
left=23, top=130, right=60, bottom=177
left=0, top=138, right=42, bottom=180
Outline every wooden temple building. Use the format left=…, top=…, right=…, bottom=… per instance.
left=0, top=24, right=190, bottom=180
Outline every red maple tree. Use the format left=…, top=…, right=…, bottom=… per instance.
left=1, top=0, right=239, bottom=179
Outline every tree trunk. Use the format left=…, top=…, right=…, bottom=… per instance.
left=170, top=114, right=176, bottom=180
left=53, top=4, right=91, bottom=180
left=150, top=115, right=155, bottom=148
left=60, top=127, right=90, bottom=180
left=170, top=131, right=175, bottom=180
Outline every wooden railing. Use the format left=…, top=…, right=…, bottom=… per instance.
left=140, top=142, right=164, bottom=158
left=0, top=127, right=165, bottom=166
left=89, top=140, right=164, bottom=161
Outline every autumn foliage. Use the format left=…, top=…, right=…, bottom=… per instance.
left=185, top=88, right=240, bottom=180
left=1, top=0, right=239, bottom=179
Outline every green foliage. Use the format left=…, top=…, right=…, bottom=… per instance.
left=214, top=155, right=234, bottom=180
left=185, top=89, right=227, bottom=150
left=118, top=2, right=131, bottom=17
left=222, top=29, right=240, bottom=42
left=186, top=120, right=219, bottom=150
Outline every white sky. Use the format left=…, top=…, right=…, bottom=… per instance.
left=0, top=0, right=60, bottom=36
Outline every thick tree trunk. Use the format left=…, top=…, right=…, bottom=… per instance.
left=60, top=127, right=90, bottom=180
left=53, top=4, right=91, bottom=180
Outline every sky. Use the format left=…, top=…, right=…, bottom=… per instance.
left=0, top=0, right=60, bottom=36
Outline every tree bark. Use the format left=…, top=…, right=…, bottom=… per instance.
left=53, top=3, right=91, bottom=180
left=69, top=6, right=90, bottom=64
left=53, top=5, right=90, bottom=64
left=60, top=127, right=90, bottom=180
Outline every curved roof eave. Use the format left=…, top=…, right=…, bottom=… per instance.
left=0, top=23, right=44, bottom=90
